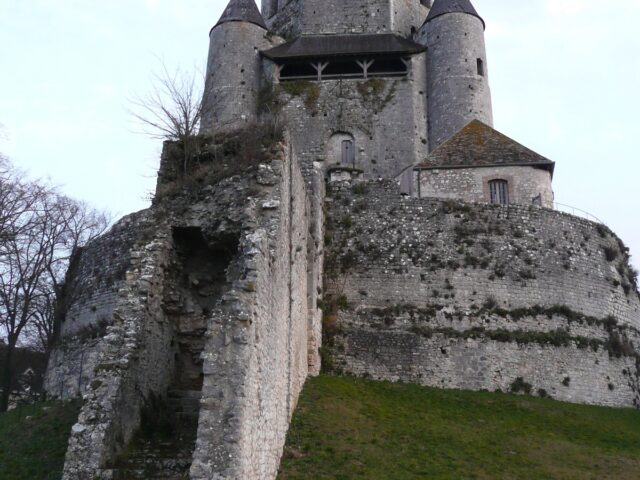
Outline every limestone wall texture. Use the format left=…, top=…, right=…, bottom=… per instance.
left=324, top=179, right=640, bottom=408
left=201, top=21, right=276, bottom=134
left=44, top=210, right=164, bottom=401
left=271, top=56, right=429, bottom=181
left=44, top=138, right=322, bottom=479
left=414, top=165, right=555, bottom=208
left=266, top=0, right=429, bottom=38
left=422, top=12, right=493, bottom=150
left=54, top=218, right=175, bottom=479
left=190, top=142, right=315, bottom=480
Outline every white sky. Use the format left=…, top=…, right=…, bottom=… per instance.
left=0, top=0, right=638, bottom=269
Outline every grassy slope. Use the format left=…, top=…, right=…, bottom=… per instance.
left=0, top=400, right=81, bottom=480
left=278, top=375, right=640, bottom=480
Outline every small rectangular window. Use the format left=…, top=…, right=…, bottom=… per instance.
left=341, top=140, right=355, bottom=166
left=489, top=180, right=509, bottom=205
left=477, top=58, right=485, bottom=77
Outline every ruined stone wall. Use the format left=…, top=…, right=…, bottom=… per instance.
left=44, top=210, right=161, bottom=400
left=57, top=220, right=175, bottom=479
left=414, top=165, right=554, bottom=208
left=61, top=211, right=155, bottom=336
left=266, top=0, right=429, bottom=38
left=46, top=138, right=322, bottom=479
left=324, top=179, right=640, bottom=408
left=191, top=143, right=317, bottom=479
left=273, top=54, right=429, bottom=181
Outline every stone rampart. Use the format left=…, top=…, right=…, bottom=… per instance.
left=324, top=179, right=640, bottom=408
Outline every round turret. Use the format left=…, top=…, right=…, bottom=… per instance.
left=422, top=0, right=493, bottom=150
left=200, top=0, right=270, bottom=134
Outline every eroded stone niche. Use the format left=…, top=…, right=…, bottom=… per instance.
left=166, top=226, right=239, bottom=392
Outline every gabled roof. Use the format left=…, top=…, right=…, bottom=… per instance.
left=213, top=0, right=267, bottom=31
left=416, top=120, right=555, bottom=175
left=425, top=0, right=485, bottom=29
left=261, top=34, right=426, bottom=60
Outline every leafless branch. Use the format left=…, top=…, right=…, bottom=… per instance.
left=0, top=158, right=108, bottom=410
left=128, top=61, right=211, bottom=173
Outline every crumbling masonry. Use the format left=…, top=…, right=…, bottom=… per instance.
left=45, top=1, right=640, bottom=479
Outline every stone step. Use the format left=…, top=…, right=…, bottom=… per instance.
left=103, top=468, right=189, bottom=480
left=176, top=335, right=206, bottom=346
left=108, top=450, right=193, bottom=478
left=168, top=398, right=200, bottom=414
left=175, top=412, right=199, bottom=426
left=168, top=389, right=201, bottom=399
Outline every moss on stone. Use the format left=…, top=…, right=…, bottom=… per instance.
left=280, top=81, right=321, bottom=111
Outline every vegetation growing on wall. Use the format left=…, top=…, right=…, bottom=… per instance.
left=358, top=302, right=640, bottom=362
left=256, top=82, right=283, bottom=116
left=356, top=79, right=398, bottom=112
left=280, top=81, right=321, bottom=111
left=155, top=119, right=285, bottom=200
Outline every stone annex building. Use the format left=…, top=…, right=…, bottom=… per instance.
left=44, top=0, right=640, bottom=478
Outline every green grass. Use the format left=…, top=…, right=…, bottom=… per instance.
left=0, top=399, right=81, bottom=480
left=278, top=375, right=640, bottom=480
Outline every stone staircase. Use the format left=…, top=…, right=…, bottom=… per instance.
left=102, top=347, right=203, bottom=479
left=102, top=389, right=199, bottom=479
left=102, top=227, right=233, bottom=479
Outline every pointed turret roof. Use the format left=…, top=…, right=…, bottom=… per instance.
left=416, top=120, right=555, bottom=175
left=213, top=0, right=267, bottom=31
left=425, top=0, right=485, bottom=28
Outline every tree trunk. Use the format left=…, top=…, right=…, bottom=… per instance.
left=0, top=342, right=15, bottom=412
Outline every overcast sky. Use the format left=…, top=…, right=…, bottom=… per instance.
left=0, top=0, right=638, bottom=269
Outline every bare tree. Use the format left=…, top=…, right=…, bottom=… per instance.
left=129, top=62, right=210, bottom=173
left=0, top=160, right=108, bottom=411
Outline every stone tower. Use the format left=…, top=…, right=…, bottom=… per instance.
left=200, top=0, right=272, bottom=133
left=419, top=0, right=494, bottom=150
left=263, top=0, right=429, bottom=38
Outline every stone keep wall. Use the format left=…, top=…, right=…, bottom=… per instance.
left=392, top=0, right=429, bottom=37
left=266, top=0, right=429, bottom=38
left=414, top=165, right=555, bottom=208
left=45, top=139, right=321, bottom=479
left=265, top=0, right=303, bottom=39
left=270, top=55, right=429, bottom=181
left=324, top=179, right=640, bottom=408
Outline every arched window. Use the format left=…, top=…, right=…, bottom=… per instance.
left=477, top=58, right=485, bottom=77
left=489, top=179, right=509, bottom=205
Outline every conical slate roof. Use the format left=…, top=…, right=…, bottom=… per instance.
left=416, top=120, right=555, bottom=175
left=425, top=0, right=485, bottom=28
left=213, top=0, right=267, bottom=30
